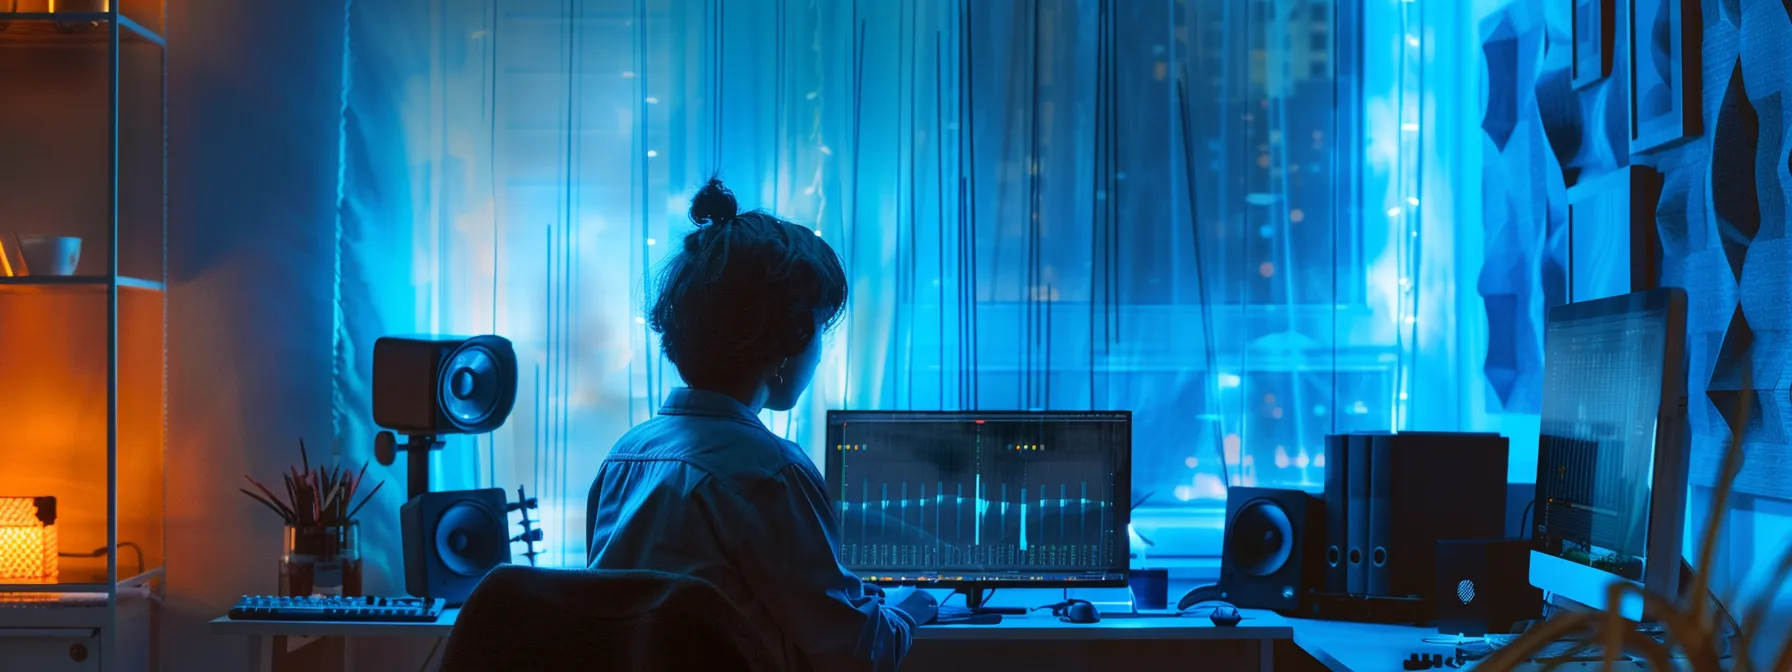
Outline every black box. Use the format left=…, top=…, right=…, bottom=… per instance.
left=1321, top=432, right=1509, bottom=605
left=1435, top=539, right=1540, bottom=637
left=1365, top=432, right=1508, bottom=600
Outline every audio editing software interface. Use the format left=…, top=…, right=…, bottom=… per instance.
left=824, top=411, right=1130, bottom=584
left=1535, top=306, right=1665, bottom=583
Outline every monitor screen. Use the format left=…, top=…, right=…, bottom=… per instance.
left=1531, top=288, right=1687, bottom=618
left=824, top=411, right=1131, bottom=586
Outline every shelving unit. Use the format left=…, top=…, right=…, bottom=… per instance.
left=0, top=2, right=166, bottom=670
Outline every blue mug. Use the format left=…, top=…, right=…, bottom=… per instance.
left=1128, top=568, right=1170, bottom=610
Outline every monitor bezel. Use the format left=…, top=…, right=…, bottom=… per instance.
left=823, top=409, right=1133, bottom=589
left=1528, top=287, right=1688, bottom=620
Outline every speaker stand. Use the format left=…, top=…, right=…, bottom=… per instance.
left=375, top=431, right=446, bottom=500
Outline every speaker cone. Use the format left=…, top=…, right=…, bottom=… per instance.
left=435, top=501, right=505, bottom=577
left=437, top=335, right=517, bottom=434
left=1228, top=499, right=1294, bottom=577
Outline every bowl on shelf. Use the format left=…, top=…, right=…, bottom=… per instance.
left=17, top=235, right=82, bottom=276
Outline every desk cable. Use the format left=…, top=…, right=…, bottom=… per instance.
left=943, top=589, right=995, bottom=607
left=418, top=638, right=443, bottom=672
left=59, top=541, right=146, bottom=578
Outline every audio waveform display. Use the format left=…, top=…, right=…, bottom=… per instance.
left=825, top=411, right=1130, bottom=583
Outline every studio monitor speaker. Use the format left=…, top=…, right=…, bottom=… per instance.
left=402, top=488, right=512, bottom=605
left=374, top=335, right=518, bottom=436
left=1220, top=487, right=1322, bottom=612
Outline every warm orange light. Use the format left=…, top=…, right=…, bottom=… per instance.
left=46, top=1, right=114, bottom=11
left=0, top=498, right=58, bottom=583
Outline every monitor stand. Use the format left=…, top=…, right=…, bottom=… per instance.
left=955, top=586, right=1028, bottom=615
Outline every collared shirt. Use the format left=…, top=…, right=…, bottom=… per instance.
left=587, top=388, right=916, bottom=672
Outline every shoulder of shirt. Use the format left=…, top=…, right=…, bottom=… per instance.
left=607, top=413, right=816, bottom=490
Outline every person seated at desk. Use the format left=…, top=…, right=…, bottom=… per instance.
left=586, top=178, right=936, bottom=672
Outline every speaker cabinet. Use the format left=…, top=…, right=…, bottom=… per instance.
left=1436, top=539, right=1539, bottom=637
left=374, top=335, right=518, bottom=436
left=1220, top=487, right=1322, bottom=612
left=402, top=488, right=512, bottom=605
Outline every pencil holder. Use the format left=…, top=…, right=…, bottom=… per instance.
left=281, top=523, right=363, bottom=597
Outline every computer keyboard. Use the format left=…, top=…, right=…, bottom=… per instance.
left=228, top=595, right=445, bottom=622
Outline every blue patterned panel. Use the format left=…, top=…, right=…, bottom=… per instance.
left=1484, top=16, right=1522, bottom=152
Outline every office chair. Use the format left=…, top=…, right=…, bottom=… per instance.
left=441, top=565, right=780, bottom=672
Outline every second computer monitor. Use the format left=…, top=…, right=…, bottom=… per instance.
left=824, top=410, right=1131, bottom=587
left=1530, top=287, right=1689, bottom=621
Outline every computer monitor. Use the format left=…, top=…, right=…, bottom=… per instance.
left=1530, top=288, right=1688, bottom=621
left=824, top=410, right=1132, bottom=598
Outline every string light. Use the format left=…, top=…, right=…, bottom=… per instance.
left=646, top=238, right=657, bottom=246
left=1392, top=0, right=1425, bottom=430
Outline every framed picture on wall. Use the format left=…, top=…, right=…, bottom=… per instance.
left=1566, top=165, right=1664, bottom=301
left=1629, top=0, right=1702, bottom=153
left=1572, top=0, right=1614, bottom=88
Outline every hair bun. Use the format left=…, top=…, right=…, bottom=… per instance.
left=689, top=177, right=740, bottom=226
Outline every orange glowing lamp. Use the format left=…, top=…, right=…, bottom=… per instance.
left=0, top=497, right=58, bottom=583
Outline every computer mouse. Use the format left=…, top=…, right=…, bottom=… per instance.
left=1183, top=600, right=1242, bottom=627
left=1208, top=604, right=1242, bottom=627
left=1060, top=599, right=1101, bottom=624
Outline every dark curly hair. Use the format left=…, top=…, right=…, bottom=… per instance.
left=648, top=178, right=849, bottom=390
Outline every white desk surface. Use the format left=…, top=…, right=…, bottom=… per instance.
left=916, top=608, right=1292, bottom=641
left=209, top=606, right=1290, bottom=642
left=210, top=609, right=460, bottom=639
left=1288, top=616, right=1460, bottom=672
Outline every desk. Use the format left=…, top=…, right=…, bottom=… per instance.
left=1290, top=617, right=1465, bottom=672
left=212, top=608, right=1290, bottom=672
left=211, top=610, right=458, bottom=672
left=908, top=610, right=1292, bottom=671
left=214, top=606, right=1481, bottom=672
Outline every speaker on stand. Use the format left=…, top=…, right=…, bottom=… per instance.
left=371, top=335, right=526, bottom=605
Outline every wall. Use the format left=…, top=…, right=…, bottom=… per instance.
left=1628, top=0, right=1792, bottom=650
left=1477, top=0, right=1792, bottom=658
left=165, top=0, right=346, bottom=668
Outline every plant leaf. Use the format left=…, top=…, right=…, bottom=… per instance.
left=1476, top=611, right=1595, bottom=670
left=246, top=475, right=295, bottom=519
left=1692, top=369, right=1751, bottom=630
left=1606, top=582, right=1722, bottom=672
left=239, top=488, right=293, bottom=523
left=344, top=480, right=385, bottom=522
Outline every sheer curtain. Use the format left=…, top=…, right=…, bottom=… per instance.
left=334, top=0, right=1479, bottom=569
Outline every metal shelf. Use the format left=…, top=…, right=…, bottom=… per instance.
left=0, top=276, right=164, bottom=293
left=0, top=12, right=165, bottom=46
left=0, top=3, right=167, bottom=669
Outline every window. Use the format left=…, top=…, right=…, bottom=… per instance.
left=347, top=0, right=1476, bottom=566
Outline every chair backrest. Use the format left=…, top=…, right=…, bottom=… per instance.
left=441, top=565, right=781, bottom=672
